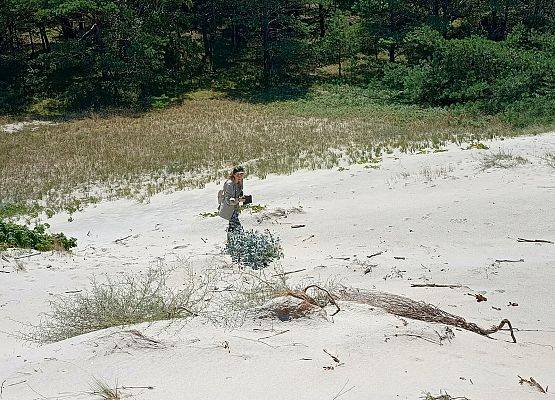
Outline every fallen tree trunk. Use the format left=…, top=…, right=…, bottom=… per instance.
left=338, top=288, right=516, bottom=343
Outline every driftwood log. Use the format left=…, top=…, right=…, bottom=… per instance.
left=280, top=285, right=516, bottom=343
left=339, top=289, right=516, bottom=343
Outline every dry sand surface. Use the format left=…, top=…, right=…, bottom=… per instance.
left=1, top=132, right=554, bottom=399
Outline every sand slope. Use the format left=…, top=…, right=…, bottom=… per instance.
left=1, top=133, right=554, bottom=399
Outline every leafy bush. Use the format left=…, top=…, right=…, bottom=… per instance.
left=30, top=269, right=208, bottom=343
left=226, top=230, right=284, bottom=269
left=384, top=29, right=555, bottom=119
left=0, top=221, right=77, bottom=251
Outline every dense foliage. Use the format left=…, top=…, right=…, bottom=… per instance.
left=226, top=230, right=284, bottom=269
left=0, top=220, right=77, bottom=251
left=1, top=0, right=554, bottom=119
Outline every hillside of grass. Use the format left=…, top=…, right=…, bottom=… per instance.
left=1, top=84, right=552, bottom=220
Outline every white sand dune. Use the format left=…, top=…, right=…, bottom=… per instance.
left=1, top=133, right=554, bottom=399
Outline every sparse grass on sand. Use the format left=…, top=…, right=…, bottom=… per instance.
left=28, top=269, right=210, bottom=343
left=422, top=393, right=470, bottom=400
left=0, top=87, right=547, bottom=217
left=214, top=267, right=338, bottom=326
left=479, top=149, right=530, bottom=170
left=90, top=379, right=121, bottom=400
left=541, top=152, right=555, bottom=168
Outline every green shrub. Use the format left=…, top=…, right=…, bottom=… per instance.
left=27, top=98, right=67, bottom=117
left=385, top=29, right=555, bottom=118
left=226, top=230, right=284, bottom=269
left=0, top=221, right=77, bottom=251
left=0, top=202, right=43, bottom=220
left=30, top=269, right=208, bottom=343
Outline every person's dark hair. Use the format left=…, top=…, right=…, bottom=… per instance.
left=229, top=165, right=245, bottom=179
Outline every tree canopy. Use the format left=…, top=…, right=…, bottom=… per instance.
left=1, top=0, right=554, bottom=115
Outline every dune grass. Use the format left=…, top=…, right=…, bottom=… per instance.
left=90, top=379, right=121, bottom=400
left=479, top=149, right=530, bottom=170
left=29, top=269, right=209, bottom=343
left=542, top=152, right=555, bottom=168
left=0, top=85, right=548, bottom=218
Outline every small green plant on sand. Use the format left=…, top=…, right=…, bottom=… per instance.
left=240, top=204, right=267, bottom=213
left=479, top=149, right=529, bottom=170
left=29, top=269, right=209, bottom=343
left=90, top=379, right=121, bottom=400
left=0, top=220, right=77, bottom=251
left=466, top=142, right=489, bottom=150
left=200, top=211, right=220, bottom=218
left=226, top=230, right=283, bottom=269
left=422, top=392, right=470, bottom=400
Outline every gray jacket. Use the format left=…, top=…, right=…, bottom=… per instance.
left=219, top=179, right=243, bottom=220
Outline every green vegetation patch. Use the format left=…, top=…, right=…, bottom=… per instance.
left=479, top=150, right=530, bottom=170
left=29, top=269, right=208, bottom=343
left=226, top=230, right=284, bottom=269
left=0, top=220, right=77, bottom=251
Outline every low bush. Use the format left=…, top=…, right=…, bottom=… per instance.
left=226, top=230, right=284, bottom=269
left=479, top=150, right=529, bottom=170
left=30, top=269, right=208, bottom=343
left=0, top=220, right=77, bottom=251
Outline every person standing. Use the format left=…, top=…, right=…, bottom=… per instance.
left=219, top=166, right=246, bottom=239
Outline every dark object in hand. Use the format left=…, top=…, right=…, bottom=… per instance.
left=243, top=195, right=252, bottom=205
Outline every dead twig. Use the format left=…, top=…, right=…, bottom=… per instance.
left=113, top=235, right=132, bottom=243
left=291, top=224, right=306, bottom=229
left=258, top=330, right=290, bottom=340
left=14, top=252, right=41, bottom=259
left=411, top=283, right=466, bottom=289
left=367, top=251, right=383, bottom=258
left=518, top=375, right=547, bottom=393
left=279, top=284, right=341, bottom=316
left=331, top=380, right=355, bottom=400
left=304, top=285, right=340, bottom=316
left=517, top=238, right=553, bottom=244
left=121, top=386, right=155, bottom=390
left=468, top=293, right=487, bottom=302
left=495, top=258, right=524, bottom=263
left=272, top=268, right=306, bottom=277
left=323, top=349, right=340, bottom=363
left=388, top=333, right=443, bottom=346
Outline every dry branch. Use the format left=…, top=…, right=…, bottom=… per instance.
left=323, top=349, right=340, bottom=363
left=518, top=376, right=547, bottom=393
left=517, top=238, right=553, bottom=244
left=14, top=252, right=41, bottom=259
left=113, top=235, right=133, bottom=243
left=281, top=285, right=341, bottom=316
left=272, top=268, right=306, bottom=277
left=339, top=288, right=516, bottom=343
left=411, top=283, right=466, bottom=289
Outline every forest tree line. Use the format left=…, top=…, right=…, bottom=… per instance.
left=1, top=0, right=554, bottom=120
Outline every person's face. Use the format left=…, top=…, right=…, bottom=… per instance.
left=234, top=172, right=245, bottom=183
